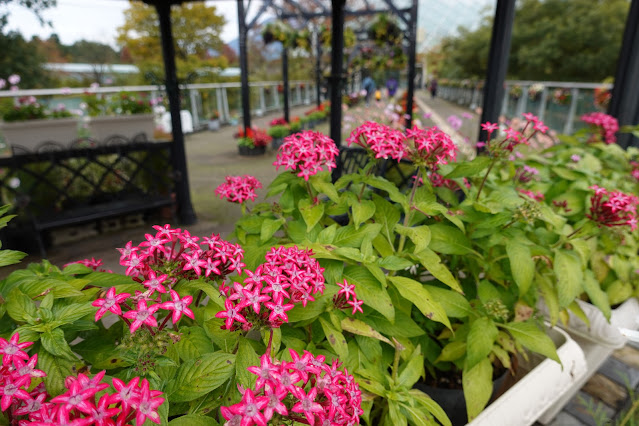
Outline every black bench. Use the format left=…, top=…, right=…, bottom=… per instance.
left=0, top=135, right=176, bottom=257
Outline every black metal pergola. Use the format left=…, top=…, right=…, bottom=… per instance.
left=141, top=0, right=639, bottom=225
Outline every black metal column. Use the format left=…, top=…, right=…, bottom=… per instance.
left=155, top=2, right=196, bottom=225
left=405, top=0, right=418, bottom=129
left=478, top=0, right=516, bottom=146
left=282, top=47, right=290, bottom=122
left=237, top=0, right=251, bottom=133
left=316, top=30, right=322, bottom=107
left=608, top=0, right=639, bottom=149
left=329, top=0, right=345, bottom=146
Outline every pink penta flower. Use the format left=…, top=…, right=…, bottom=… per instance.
left=215, top=175, right=262, bottom=204
left=142, top=270, right=169, bottom=295
left=274, top=131, right=339, bottom=180
left=346, top=121, right=406, bottom=161
left=159, top=290, right=194, bottom=324
left=405, top=125, right=458, bottom=167
left=581, top=112, right=619, bottom=144
left=89, top=393, right=120, bottom=426
left=13, top=354, right=46, bottom=379
left=109, top=377, right=140, bottom=412
left=588, top=185, right=639, bottom=230
left=50, top=379, right=96, bottom=415
left=292, top=387, right=323, bottom=424
left=347, top=298, right=364, bottom=315
left=264, top=301, right=294, bottom=323
left=481, top=121, right=499, bottom=135
left=518, top=189, right=545, bottom=202
left=8, top=74, right=20, bottom=85
left=122, top=299, right=160, bottom=333
left=215, top=299, right=248, bottom=329
left=13, top=391, right=47, bottom=416
left=92, top=287, right=131, bottom=321
left=0, top=333, right=32, bottom=366
left=132, top=378, right=165, bottom=425
left=0, top=375, right=31, bottom=411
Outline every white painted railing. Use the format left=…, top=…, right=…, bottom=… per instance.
left=438, top=80, right=612, bottom=134
left=0, top=80, right=318, bottom=130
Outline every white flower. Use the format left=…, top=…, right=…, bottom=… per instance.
left=0, top=79, right=5, bottom=89
left=8, top=74, right=20, bottom=85
left=8, top=177, right=20, bottom=189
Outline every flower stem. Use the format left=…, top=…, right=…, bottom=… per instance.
left=391, top=338, right=404, bottom=384
left=195, top=289, right=204, bottom=306
left=305, top=180, right=315, bottom=202
left=158, top=314, right=171, bottom=332
left=397, top=167, right=423, bottom=253
left=266, top=328, right=274, bottom=357
left=475, top=157, right=497, bottom=201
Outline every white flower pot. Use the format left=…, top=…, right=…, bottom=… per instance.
left=88, top=113, right=155, bottom=142
left=0, top=117, right=79, bottom=151
left=469, top=326, right=587, bottom=426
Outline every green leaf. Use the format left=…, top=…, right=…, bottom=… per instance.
left=412, top=249, right=463, bottom=293
left=583, top=270, right=610, bottom=321
left=52, top=303, right=95, bottom=324
left=168, top=415, right=218, bottom=426
left=41, top=328, right=77, bottom=361
left=260, top=218, right=283, bottom=242
left=265, top=182, right=288, bottom=198
left=463, top=358, right=493, bottom=421
left=387, top=400, right=408, bottom=426
left=340, top=317, right=392, bottom=345
left=333, top=224, right=383, bottom=248
left=408, top=389, right=452, bottom=426
left=502, top=321, right=560, bottom=363
left=377, top=255, right=414, bottom=271
left=319, top=316, right=349, bottom=359
left=538, top=273, right=560, bottom=326
left=351, top=199, right=376, bottom=229
left=465, top=317, right=498, bottom=370
left=372, top=193, right=401, bottom=248
left=424, top=285, right=472, bottom=318
left=506, top=240, right=534, bottom=295
left=428, top=224, right=477, bottom=256
left=395, top=224, right=431, bottom=253
left=554, top=249, right=584, bottom=308
left=0, top=249, right=26, bottom=267
left=398, top=345, right=424, bottom=388
left=168, top=352, right=236, bottom=402
left=38, top=349, right=75, bottom=396
left=446, top=156, right=492, bottom=178
left=363, top=311, right=425, bottom=338
left=5, top=288, right=37, bottom=323
left=436, top=341, right=466, bottom=362
left=365, top=175, right=409, bottom=211
left=317, top=224, right=337, bottom=244
left=387, top=276, right=451, bottom=329
left=343, top=265, right=395, bottom=322
left=175, top=326, right=216, bottom=361
left=72, top=334, right=131, bottom=369
left=310, top=173, right=340, bottom=202
left=298, top=198, right=325, bottom=232
left=236, top=338, right=260, bottom=389
left=287, top=292, right=331, bottom=322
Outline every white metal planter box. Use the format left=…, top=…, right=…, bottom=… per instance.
left=468, top=326, right=587, bottom=426
left=88, top=114, right=155, bottom=142
left=0, top=117, right=79, bottom=151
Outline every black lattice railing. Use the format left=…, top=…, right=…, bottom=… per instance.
left=0, top=136, right=176, bottom=256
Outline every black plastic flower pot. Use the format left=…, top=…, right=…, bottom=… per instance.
left=238, top=145, right=266, bottom=156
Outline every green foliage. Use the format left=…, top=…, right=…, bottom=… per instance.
left=439, top=0, right=629, bottom=81
left=267, top=124, right=290, bottom=139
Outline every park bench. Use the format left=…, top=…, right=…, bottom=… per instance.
left=0, top=134, right=176, bottom=257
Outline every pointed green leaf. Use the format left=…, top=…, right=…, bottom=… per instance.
left=351, top=200, right=376, bottom=229
left=387, top=276, right=451, bottom=329
left=175, top=326, right=215, bottom=361
left=343, top=265, right=394, bottom=322
left=502, top=321, right=560, bottom=363
left=298, top=198, right=325, bottom=232
left=395, top=224, right=431, bottom=253
left=340, top=317, right=392, bottom=345
left=236, top=338, right=260, bottom=389
left=463, top=358, right=493, bottom=421
left=465, top=317, right=498, bottom=370
left=424, top=285, right=472, bottom=318
left=412, top=249, right=463, bottom=293
left=319, top=317, right=349, bottom=359
left=583, top=270, right=611, bottom=321
left=554, top=249, right=584, bottom=308
left=506, top=240, right=534, bottom=295
left=168, top=352, right=236, bottom=402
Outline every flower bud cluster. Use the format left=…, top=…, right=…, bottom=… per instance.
left=333, top=279, right=363, bottom=314
left=221, top=349, right=363, bottom=426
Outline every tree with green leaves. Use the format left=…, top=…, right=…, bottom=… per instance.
left=438, top=0, right=629, bottom=82
left=116, top=2, right=227, bottom=83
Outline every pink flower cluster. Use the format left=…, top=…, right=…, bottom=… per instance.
left=588, top=185, right=639, bottom=230
left=64, top=257, right=112, bottom=273
left=346, top=121, right=406, bottom=162
left=216, top=246, right=325, bottom=330
left=215, top=175, right=262, bottom=204
left=333, top=279, right=363, bottom=314
left=405, top=125, right=458, bottom=167
left=119, top=225, right=245, bottom=283
left=631, top=161, right=639, bottom=181
left=581, top=112, right=619, bottom=144
left=0, top=333, right=164, bottom=425
left=274, top=131, right=339, bottom=181
left=518, top=189, right=545, bottom=202
left=482, top=113, right=549, bottom=152
left=221, top=349, right=362, bottom=426
left=270, top=117, right=288, bottom=126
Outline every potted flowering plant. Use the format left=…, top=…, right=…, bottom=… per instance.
left=236, top=126, right=271, bottom=156
left=509, top=85, right=523, bottom=100
left=208, top=110, right=221, bottom=131
left=267, top=119, right=290, bottom=150
left=88, top=91, right=155, bottom=141
left=552, top=88, right=571, bottom=105
left=527, top=83, right=544, bottom=102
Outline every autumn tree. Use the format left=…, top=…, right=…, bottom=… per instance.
left=438, top=0, right=629, bottom=82
left=117, top=1, right=227, bottom=83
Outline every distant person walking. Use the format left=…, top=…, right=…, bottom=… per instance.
left=362, top=75, right=376, bottom=106
left=386, top=77, right=398, bottom=97
left=429, top=77, right=438, bottom=99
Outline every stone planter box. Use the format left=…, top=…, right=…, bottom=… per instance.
left=0, top=117, right=79, bottom=151
left=208, top=119, right=220, bottom=131
left=469, top=326, right=587, bottom=426
left=88, top=114, right=155, bottom=142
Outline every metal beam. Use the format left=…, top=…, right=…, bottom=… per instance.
left=478, top=0, right=516, bottom=147
left=247, top=0, right=272, bottom=30
left=608, top=0, right=639, bottom=148
left=330, top=0, right=345, bottom=147
left=282, top=47, right=290, bottom=122
left=155, top=1, right=196, bottom=225
left=405, top=0, right=418, bottom=129
left=237, top=0, right=251, bottom=133
left=279, top=7, right=411, bottom=20
left=315, top=29, right=322, bottom=107
left=381, top=0, right=410, bottom=26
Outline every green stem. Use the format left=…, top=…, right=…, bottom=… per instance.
left=391, top=338, right=404, bottom=384
left=266, top=328, right=274, bottom=357
left=620, top=396, right=639, bottom=426
left=475, top=157, right=498, bottom=201
left=397, top=167, right=423, bottom=253
left=358, top=164, right=376, bottom=201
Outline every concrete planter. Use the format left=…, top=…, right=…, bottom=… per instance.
left=88, top=114, right=155, bottom=142
left=0, top=117, right=79, bottom=151
left=208, top=119, right=220, bottom=131
left=469, top=326, right=587, bottom=426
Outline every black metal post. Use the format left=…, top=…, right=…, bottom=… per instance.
left=316, top=30, right=322, bottom=107
left=155, top=2, right=196, bottom=225
left=282, top=47, right=290, bottom=122
left=329, top=0, right=345, bottom=146
left=608, top=0, right=639, bottom=148
left=405, top=0, right=418, bottom=129
left=478, top=0, right=516, bottom=147
left=237, top=0, right=251, bottom=133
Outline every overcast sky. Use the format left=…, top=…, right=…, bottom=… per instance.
left=2, top=0, right=492, bottom=51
